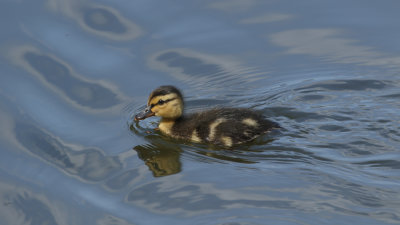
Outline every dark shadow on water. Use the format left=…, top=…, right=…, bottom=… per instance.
left=380, top=93, right=400, bottom=99
left=8, top=193, right=59, bottom=225
left=150, top=49, right=261, bottom=95
left=126, top=180, right=293, bottom=213
left=15, top=121, right=122, bottom=182
left=266, top=106, right=352, bottom=122
left=296, top=79, right=388, bottom=92
left=104, top=169, right=140, bottom=191
left=23, top=51, right=121, bottom=109
left=76, top=3, right=143, bottom=40
left=156, top=51, right=223, bottom=77
left=127, top=183, right=295, bottom=213
left=321, top=180, right=386, bottom=208
left=354, top=160, right=400, bottom=170
left=83, top=7, right=127, bottom=33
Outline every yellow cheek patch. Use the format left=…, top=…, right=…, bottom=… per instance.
left=151, top=105, right=160, bottom=114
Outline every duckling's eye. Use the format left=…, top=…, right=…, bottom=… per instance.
left=158, top=99, right=165, bottom=105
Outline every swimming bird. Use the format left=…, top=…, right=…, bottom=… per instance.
left=134, top=85, right=279, bottom=147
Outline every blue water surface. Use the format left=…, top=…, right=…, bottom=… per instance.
left=0, top=0, right=399, bottom=224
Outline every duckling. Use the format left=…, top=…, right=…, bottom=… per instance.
left=134, top=85, right=279, bottom=147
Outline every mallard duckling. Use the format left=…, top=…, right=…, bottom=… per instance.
left=134, top=85, right=279, bottom=147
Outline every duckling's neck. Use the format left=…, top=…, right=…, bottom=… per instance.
left=158, top=117, right=181, bottom=135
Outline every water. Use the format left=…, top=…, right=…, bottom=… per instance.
left=1, top=0, right=400, bottom=224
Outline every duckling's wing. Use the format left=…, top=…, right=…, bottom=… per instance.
left=195, top=108, right=279, bottom=145
left=218, top=117, right=276, bottom=144
left=214, top=108, right=279, bottom=129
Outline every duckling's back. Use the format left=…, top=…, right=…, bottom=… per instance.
left=170, top=108, right=279, bottom=147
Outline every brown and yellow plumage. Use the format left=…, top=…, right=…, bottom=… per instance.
left=135, top=85, right=279, bottom=147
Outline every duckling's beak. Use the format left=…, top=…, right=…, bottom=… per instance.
left=134, top=105, right=155, bottom=121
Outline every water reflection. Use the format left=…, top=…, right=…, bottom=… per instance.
left=321, top=179, right=388, bottom=208
left=134, top=143, right=182, bottom=177
left=104, top=169, right=140, bottom=191
left=355, top=159, right=400, bottom=170
left=46, top=0, right=143, bottom=40
left=240, top=13, right=293, bottom=24
left=208, top=0, right=258, bottom=12
left=156, top=51, right=222, bottom=77
left=11, top=193, right=59, bottom=225
left=130, top=116, right=332, bottom=175
left=83, top=7, right=127, bottom=34
left=149, top=49, right=262, bottom=94
left=270, top=29, right=400, bottom=70
left=97, top=215, right=135, bottom=225
left=10, top=47, right=123, bottom=111
left=126, top=179, right=293, bottom=215
left=267, top=106, right=328, bottom=122
left=130, top=122, right=182, bottom=177
left=0, top=182, right=61, bottom=225
left=297, top=79, right=388, bottom=91
left=1, top=0, right=399, bottom=223
left=15, top=121, right=122, bottom=182
left=131, top=122, right=262, bottom=175
left=130, top=120, right=260, bottom=176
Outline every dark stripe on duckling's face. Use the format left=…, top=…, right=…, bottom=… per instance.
left=135, top=90, right=184, bottom=121
left=147, top=86, right=183, bottom=106
left=134, top=97, right=177, bottom=121
left=149, top=93, right=183, bottom=119
left=149, top=97, right=176, bottom=108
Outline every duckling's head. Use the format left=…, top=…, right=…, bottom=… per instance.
left=135, top=85, right=184, bottom=121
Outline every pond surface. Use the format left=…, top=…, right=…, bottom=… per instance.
left=1, top=0, right=400, bottom=224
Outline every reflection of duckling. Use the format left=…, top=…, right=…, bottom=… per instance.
left=134, top=143, right=181, bottom=177
left=135, top=86, right=280, bottom=147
